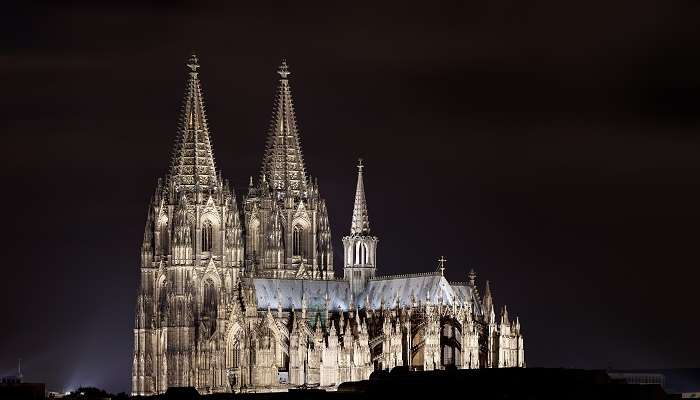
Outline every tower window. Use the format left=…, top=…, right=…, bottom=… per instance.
left=203, top=280, right=217, bottom=319
left=355, top=241, right=368, bottom=265
left=159, top=216, right=169, bottom=253
left=202, top=221, right=213, bottom=252
left=293, top=225, right=303, bottom=257
left=249, top=219, right=260, bottom=255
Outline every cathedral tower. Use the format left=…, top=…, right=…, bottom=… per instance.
left=343, top=159, right=378, bottom=297
left=132, top=54, right=244, bottom=396
left=243, top=60, right=333, bottom=279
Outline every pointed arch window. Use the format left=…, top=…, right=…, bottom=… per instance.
left=159, top=217, right=169, bottom=254
left=293, top=225, right=303, bottom=257
left=158, top=280, right=168, bottom=313
left=202, top=220, right=213, bottom=252
left=232, top=343, right=240, bottom=368
left=249, top=219, right=260, bottom=256
left=354, top=241, right=369, bottom=265
left=203, top=280, right=217, bottom=320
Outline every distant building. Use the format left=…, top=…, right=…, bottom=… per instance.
left=1, top=367, right=45, bottom=400
left=131, top=54, right=526, bottom=395
left=609, top=369, right=700, bottom=398
left=608, top=372, right=665, bottom=387
left=1, top=375, right=22, bottom=385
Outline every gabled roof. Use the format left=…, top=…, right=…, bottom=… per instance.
left=251, top=275, right=483, bottom=316
left=362, top=273, right=457, bottom=309
left=251, top=278, right=351, bottom=310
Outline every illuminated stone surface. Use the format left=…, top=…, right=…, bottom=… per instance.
left=131, top=55, right=525, bottom=396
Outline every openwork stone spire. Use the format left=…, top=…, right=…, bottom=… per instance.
left=351, top=158, right=370, bottom=235
left=168, top=53, right=218, bottom=190
left=260, top=59, right=307, bottom=195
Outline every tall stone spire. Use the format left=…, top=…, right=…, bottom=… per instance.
left=344, top=159, right=377, bottom=296
left=483, top=280, right=494, bottom=319
left=351, top=158, right=370, bottom=235
left=168, top=53, right=218, bottom=191
left=260, top=59, right=307, bottom=195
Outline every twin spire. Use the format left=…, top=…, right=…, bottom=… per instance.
left=167, top=54, right=368, bottom=240
left=260, top=59, right=308, bottom=195
left=168, top=53, right=218, bottom=191
left=351, top=159, right=371, bottom=235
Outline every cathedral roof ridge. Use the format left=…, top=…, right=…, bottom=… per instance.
left=370, top=271, right=441, bottom=281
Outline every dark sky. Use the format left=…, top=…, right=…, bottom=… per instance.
left=2, top=0, right=700, bottom=394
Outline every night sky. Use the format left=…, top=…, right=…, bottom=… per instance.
left=2, top=1, right=700, bottom=394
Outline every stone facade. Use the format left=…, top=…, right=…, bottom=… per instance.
left=131, top=55, right=525, bottom=396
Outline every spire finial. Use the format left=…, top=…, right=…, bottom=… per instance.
left=468, top=268, right=476, bottom=286
left=437, top=256, right=447, bottom=276
left=278, top=58, right=290, bottom=79
left=187, top=52, right=200, bottom=73
left=357, top=158, right=364, bottom=172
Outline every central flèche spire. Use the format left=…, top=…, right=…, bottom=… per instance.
left=351, top=158, right=370, bottom=235
left=260, top=59, right=308, bottom=195
left=168, top=53, right=218, bottom=191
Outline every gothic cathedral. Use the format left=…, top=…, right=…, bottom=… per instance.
left=132, top=55, right=525, bottom=395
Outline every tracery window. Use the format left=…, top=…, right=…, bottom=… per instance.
left=203, top=280, right=217, bottom=320
left=354, top=242, right=368, bottom=265
left=202, top=220, right=213, bottom=252
left=232, top=345, right=240, bottom=368
left=158, top=280, right=168, bottom=313
left=159, top=219, right=169, bottom=253
left=293, top=225, right=303, bottom=256
left=249, top=219, right=260, bottom=255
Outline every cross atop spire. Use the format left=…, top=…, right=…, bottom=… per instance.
left=437, top=256, right=447, bottom=276
left=351, top=158, right=370, bottom=235
left=260, top=59, right=307, bottom=195
left=278, top=58, right=290, bottom=79
left=168, top=53, right=218, bottom=192
left=187, top=52, right=199, bottom=72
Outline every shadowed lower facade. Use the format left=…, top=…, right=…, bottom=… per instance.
left=131, top=55, right=525, bottom=396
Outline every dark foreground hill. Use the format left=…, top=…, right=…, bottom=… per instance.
left=128, top=367, right=680, bottom=400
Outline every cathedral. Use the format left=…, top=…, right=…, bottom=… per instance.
left=131, top=54, right=526, bottom=396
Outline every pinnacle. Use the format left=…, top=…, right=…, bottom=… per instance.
left=351, top=158, right=370, bottom=235
left=468, top=268, right=477, bottom=286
